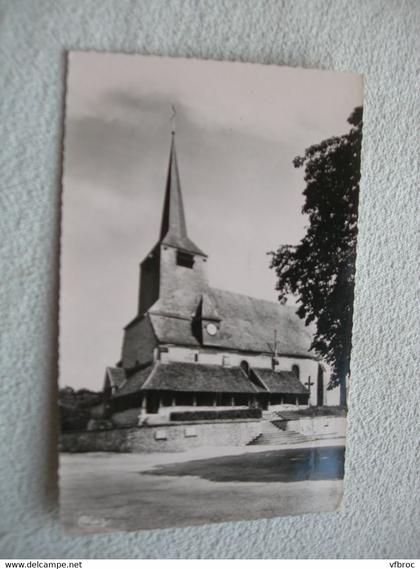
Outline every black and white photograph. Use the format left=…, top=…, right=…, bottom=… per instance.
left=59, top=52, right=363, bottom=533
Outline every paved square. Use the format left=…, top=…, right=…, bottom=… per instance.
left=60, top=442, right=345, bottom=533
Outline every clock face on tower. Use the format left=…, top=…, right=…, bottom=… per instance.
left=206, top=323, right=217, bottom=336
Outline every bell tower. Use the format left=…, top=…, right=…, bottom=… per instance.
left=138, top=130, right=208, bottom=317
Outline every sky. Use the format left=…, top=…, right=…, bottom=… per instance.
left=60, top=52, right=363, bottom=390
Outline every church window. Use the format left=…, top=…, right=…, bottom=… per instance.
left=176, top=250, right=194, bottom=268
left=292, top=364, right=300, bottom=379
left=222, top=355, right=231, bottom=367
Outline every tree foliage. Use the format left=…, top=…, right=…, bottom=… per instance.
left=270, top=107, right=363, bottom=403
left=58, top=387, right=103, bottom=431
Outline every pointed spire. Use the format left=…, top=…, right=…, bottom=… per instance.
left=159, top=129, right=206, bottom=257
left=159, top=132, right=188, bottom=240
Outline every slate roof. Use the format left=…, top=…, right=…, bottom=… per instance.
left=144, top=362, right=264, bottom=394
left=162, top=234, right=206, bottom=257
left=206, top=288, right=314, bottom=356
left=199, top=292, right=221, bottom=322
left=106, top=367, right=127, bottom=388
left=149, top=314, right=200, bottom=347
left=113, top=362, right=309, bottom=398
left=114, top=364, right=154, bottom=397
left=148, top=288, right=315, bottom=358
left=252, top=369, right=309, bottom=395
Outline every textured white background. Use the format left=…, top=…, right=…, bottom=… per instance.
left=0, top=0, right=418, bottom=559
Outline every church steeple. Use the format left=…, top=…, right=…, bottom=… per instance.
left=137, top=127, right=208, bottom=317
left=159, top=132, right=206, bottom=257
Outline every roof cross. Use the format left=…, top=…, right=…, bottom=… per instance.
left=304, top=376, right=314, bottom=391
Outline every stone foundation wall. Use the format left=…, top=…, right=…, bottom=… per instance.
left=285, top=416, right=346, bottom=437
left=60, top=419, right=262, bottom=453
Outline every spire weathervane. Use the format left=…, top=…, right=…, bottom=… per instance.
left=170, top=104, right=176, bottom=134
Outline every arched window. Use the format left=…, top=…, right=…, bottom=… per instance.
left=291, top=364, right=300, bottom=379
left=240, top=360, right=250, bottom=376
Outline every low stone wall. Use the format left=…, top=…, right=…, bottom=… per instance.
left=60, top=419, right=262, bottom=453
left=285, top=416, right=346, bottom=437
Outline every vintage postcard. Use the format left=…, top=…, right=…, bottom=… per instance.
left=59, top=52, right=363, bottom=533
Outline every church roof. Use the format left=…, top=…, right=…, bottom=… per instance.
left=106, top=367, right=127, bottom=388
left=113, top=364, right=154, bottom=397
left=143, top=362, right=265, bottom=394
left=199, top=292, right=221, bottom=321
left=149, top=313, right=201, bottom=346
left=206, top=288, right=314, bottom=356
left=113, top=362, right=307, bottom=398
left=252, top=369, right=309, bottom=395
left=148, top=288, right=315, bottom=358
left=159, top=133, right=206, bottom=256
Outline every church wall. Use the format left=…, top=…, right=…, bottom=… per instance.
left=277, top=357, right=340, bottom=406
left=158, top=246, right=209, bottom=312
left=161, top=345, right=318, bottom=373
left=159, top=346, right=276, bottom=368
left=121, top=315, right=156, bottom=368
left=324, top=381, right=340, bottom=406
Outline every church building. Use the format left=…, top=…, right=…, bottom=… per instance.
left=103, top=132, right=338, bottom=420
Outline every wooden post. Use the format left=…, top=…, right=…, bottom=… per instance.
left=193, top=396, right=197, bottom=406
left=230, top=396, right=235, bottom=407
left=295, top=396, right=299, bottom=408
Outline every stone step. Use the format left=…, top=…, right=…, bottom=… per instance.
left=248, top=432, right=341, bottom=446
left=256, top=434, right=308, bottom=441
left=247, top=419, right=342, bottom=446
left=247, top=417, right=342, bottom=445
left=251, top=437, right=309, bottom=444
left=248, top=428, right=309, bottom=446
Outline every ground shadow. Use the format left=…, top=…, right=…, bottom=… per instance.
left=141, top=445, right=345, bottom=483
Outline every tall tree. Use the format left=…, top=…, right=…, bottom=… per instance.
left=270, top=107, right=363, bottom=406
